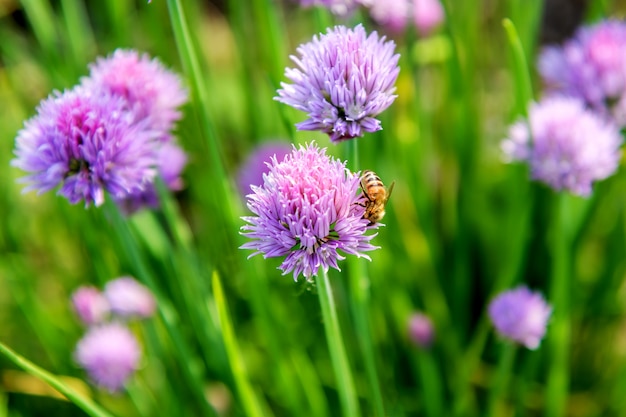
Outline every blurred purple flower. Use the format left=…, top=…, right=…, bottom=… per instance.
left=116, top=139, right=188, bottom=214
left=413, top=0, right=444, bottom=36
left=74, top=323, right=141, bottom=392
left=538, top=20, right=626, bottom=126
left=71, top=286, right=110, bottom=326
left=488, top=286, right=552, bottom=350
left=81, top=49, right=188, bottom=134
left=297, top=0, right=360, bottom=16
left=366, top=0, right=443, bottom=35
left=237, top=141, right=292, bottom=198
left=368, top=0, right=411, bottom=34
left=408, top=313, right=434, bottom=348
left=276, top=24, right=400, bottom=142
left=11, top=88, right=159, bottom=207
left=240, top=142, right=379, bottom=281
left=104, top=277, right=156, bottom=319
left=501, top=96, right=622, bottom=196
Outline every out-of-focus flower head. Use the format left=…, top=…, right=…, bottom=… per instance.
left=276, top=24, right=400, bottom=142
left=488, top=286, right=552, bottom=350
left=538, top=20, right=626, bottom=126
left=366, top=0, right=443, bottom=35
left=74, top=323, right=141, bottom=392
left=71, top=286, right=110, bottom=326
left=80, top=49, right=189, bottom=213
left=413, top=0, right=444, bottom=36
left=81, top=49, right=188, bottom=134
left=368, top=0, right=411, bottom=34
left=115, top=139, right=188, bottom=214
left=236, top=141, right=292, bottom=198
left=11, top=87, right=159, bottom=207
left=240, top=142, right=379, bottom=280
left=408, top=313, right=434, bottom=348
left=297, top=0, right=360, bottom=16
left=501, top=96, right=622, bottom=196
left=104, top=276, right=156, bottom=319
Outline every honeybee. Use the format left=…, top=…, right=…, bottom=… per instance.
left=360, top=170, right=395, bottom=225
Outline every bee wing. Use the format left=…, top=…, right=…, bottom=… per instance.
left=385, top=181, right=396, bottom=203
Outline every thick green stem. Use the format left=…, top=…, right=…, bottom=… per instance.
left=316, top=269, right=360, bottom=417
left=213, top=272, right=265, bottom=417
left=545, top=194, right=571, bottom=417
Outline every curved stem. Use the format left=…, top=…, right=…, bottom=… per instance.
left=0, top=342, right=115, bottom=417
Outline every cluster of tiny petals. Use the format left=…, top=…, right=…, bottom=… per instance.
left=115, top=140, right=188, bottom=214
left=82, top=48, right=188, bottom=133
left=74, top=323, right=141, bottom=392
left=488, top=286, right=552, bottom=350
left=240, top=142, right=379, bottom=280
left=538, top=20, right=626, bottom=126
left=12, top=87, right=158, bottom=207
left=276, top=24, right=400, bottom=142
left=12, top=49, right=188, bottom=210
left=501, top=96, right=622, bottom=196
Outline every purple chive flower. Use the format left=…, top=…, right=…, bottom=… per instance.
left=71, top=286, right=110, bottom=326
left=488, top=286, right=552, bottom=350
left=11, top=88, right=158, bottom=207
left=116, top=139, right=188, bottom=214
left=81, top=49, right=188, bottom=134
left=368, top=0, right=411, bottom=34
left=538, top=20, right=626, bottom=127
left=236, top=141, right=292, bottom=198
left=413, top=0, right=444, bottom=36
left=276, top=24, right=400, bottom=142
left=501, top=96, right=622, bottom=196
left=75, top=323, right=141, bottom=392
left=408, top=313, right=434, bottom=348
left=297, top=0, right=360, bottom=16
left=104, top=277, right=156, bottom=319
left=240, top=142, right=379, bottom=281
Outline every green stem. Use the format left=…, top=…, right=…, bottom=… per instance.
left=60, top=0, right=95, bottom=70
left=348, top=259, right=385, bottom=417
left=545, top=194, right=571, bottom=417
left=316, top=268, right=360, bottom=417
left=416, top=349, right=443, bottom=417
left=164, top=0, right=235, bottom=228
left=502, top=18, right=535, bottom=115
left=212, top=272, right=265, bottom=417
left=0, top=342, right=115, bottom=417
left=487, top=343, right=517, bottom=417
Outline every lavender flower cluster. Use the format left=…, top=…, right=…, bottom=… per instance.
left=71, top=277, right=156, bottom=392
left=296, top=0, right=444, bottom=35
left=501, top=20, right=626, bottom=197
left=12, top=49, right=188, bottom=213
